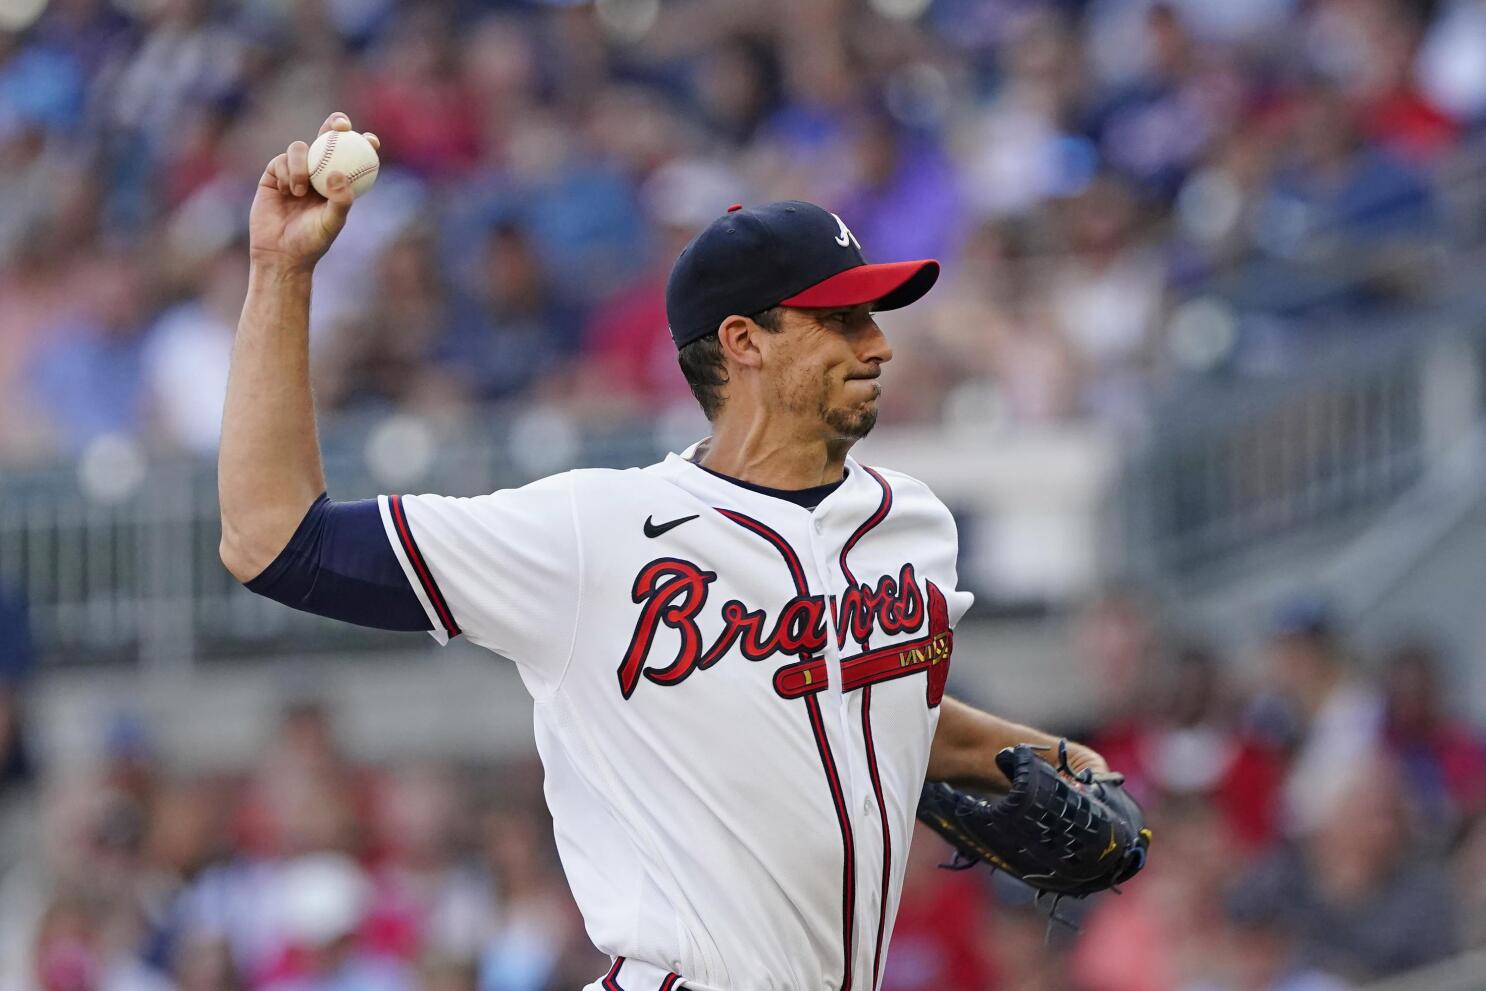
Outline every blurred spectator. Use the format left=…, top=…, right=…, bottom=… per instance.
left=363, top=766, right=491, bottom=964
left=1095, top=644, right=1284, bottom=852
left=316, top=230, right=455, bottom=416
left=1242, top=755, right=1458, bottom=982
left=1250, top=599, right=1382, bottom=837
left=835, top=111, right=964, bottom=266
left=1259, top=84, right=1436, bottom=259
left=26, top=252, right=157, bottom=453
left=1454, top=810, right=1486, bottom=951
left=141, top=242, right=248, bottom=453
left=1416, top=0, right=1486, bottom=122
left=360, top=7, right=480, bottom=181
left=1085, top=4, right=1239, bottom=198
left=1198, top=872, right=1350, bottom=991
left=1380, top=637, right=1486, bottom=835
left=434, top=222, right=581, bottom=404
left=976, top=898, right=1070, bottom=991
left=574, top=159, right=738, bottom=417
left=952, top=9, right=1087, bottom=219
left=1070, top=796, right=1233, bottom=991
left=1345, top=3, right=1459, bottom=167
left=262, top=853, right=413, bottom=991
left=181, top=699, right=375, bottom=986
left=927, top=218, right=1081, bottom=426
left=1044, top=176, right=1169, bottom=422
left=1076, top=588, right=1163, bottom=730
left=235, top=698, right=373, bottom=860
left=474, top=807, right=596, bottom=991
left=104, top=0, right=243, bottom=165
left=170, top=931, right=242, bottom=991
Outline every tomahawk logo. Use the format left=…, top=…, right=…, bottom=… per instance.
left=831, top=212, right=860, bottom=250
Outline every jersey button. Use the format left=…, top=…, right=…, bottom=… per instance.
left=813, top=518, right=823, bottom=534
left=862, top=797, right=873, bottom=816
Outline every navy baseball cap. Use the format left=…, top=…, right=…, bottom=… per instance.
left=665, top=200, right=940, bottom=349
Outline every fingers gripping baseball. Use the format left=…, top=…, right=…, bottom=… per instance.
left=248, top=113, right=380, bottom=272
left=286, top=140, right=309, bottom=197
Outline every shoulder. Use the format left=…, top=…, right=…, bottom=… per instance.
left=861, top=463, right=953, bottom=518
left=404, top=465, right=673, bottom=518
left=858, top=462, right=960, bottom=546
left=485, top=466, right=638, bottom=497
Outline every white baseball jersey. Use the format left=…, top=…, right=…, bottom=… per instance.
left=377, top=444, right=973, bottom=991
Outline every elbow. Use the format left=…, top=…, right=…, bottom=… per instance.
left=219, top=518, right=276, bottom=584
left=219, top=534, right=261, bottom=584
left=219, top=497, right=316, bottom=584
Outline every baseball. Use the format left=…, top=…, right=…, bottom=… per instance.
left=307, top=128, right=380, bottom=199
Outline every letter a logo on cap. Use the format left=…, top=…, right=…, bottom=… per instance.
left=831, top=213, right=860, bottom=250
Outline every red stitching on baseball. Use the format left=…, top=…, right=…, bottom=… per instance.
left=311, top=130, right=338, bottom=178
left=346, top=162, right=379, bottom=183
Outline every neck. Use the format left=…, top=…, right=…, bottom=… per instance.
left=700, top=412, right=852, bottom=489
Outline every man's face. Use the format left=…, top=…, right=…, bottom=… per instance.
left=759, top=304, right=893, bottom=440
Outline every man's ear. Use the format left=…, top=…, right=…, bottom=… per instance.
left=717, top=314, right=766, bottom=370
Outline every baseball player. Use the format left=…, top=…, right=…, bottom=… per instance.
left=221, top=113, right=1116, bottom=991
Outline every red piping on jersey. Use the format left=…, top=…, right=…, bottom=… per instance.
left=806, top=692, right=856, bottom=991
left=715, top=508, right=809, bottom=595
left=861, top=686, right=891, bottom=991
left=836, top=466, right=894, bottom=652
left=718, top=508, right=855, bottom=989
left=838, top=466, right=894, bottom=601
left=602, top=955, right=684, bottom=990
left=388, top=495, right=460, bottom=637
left=841, top=465, right=895, bottom=990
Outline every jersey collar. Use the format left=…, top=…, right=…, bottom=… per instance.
left=656, top=441, right=866, bottom=517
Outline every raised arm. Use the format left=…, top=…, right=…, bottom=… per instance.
left=927, top=695, right=1110, bottom=791
left=218, top=113, right=378, bottom=582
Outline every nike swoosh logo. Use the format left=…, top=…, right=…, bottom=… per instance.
left=644, top=514, right=699, bottom=539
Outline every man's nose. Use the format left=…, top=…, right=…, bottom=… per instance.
left=862, top=318, right=893, bottom=365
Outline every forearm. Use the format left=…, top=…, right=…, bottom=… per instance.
left=218, top=262, right=327, bottom=581
left=927, top=695, right=1063, bottom=790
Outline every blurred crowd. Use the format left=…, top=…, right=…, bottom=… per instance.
left=2, top=0, right=1483, bottom=465
left=1, top=593, right=1484, bottom=991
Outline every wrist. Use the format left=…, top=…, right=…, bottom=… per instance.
left=248, top=253, right=317, bottom=285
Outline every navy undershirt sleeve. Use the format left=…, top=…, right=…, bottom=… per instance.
left=244, top=494, right=432, bottom=632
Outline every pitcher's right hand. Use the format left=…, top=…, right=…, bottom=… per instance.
left=248, top=112, right=380, bottom=274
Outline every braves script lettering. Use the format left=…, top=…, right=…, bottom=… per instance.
left=617, top=561, right=926, bottom=699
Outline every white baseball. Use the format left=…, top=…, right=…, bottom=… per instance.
left=307, top=129, right=380, bottom=200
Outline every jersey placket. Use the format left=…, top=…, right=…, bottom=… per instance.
left=803, top=508, right=879, bottom=991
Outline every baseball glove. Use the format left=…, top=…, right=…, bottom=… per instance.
left=917, top=740, right=1151, bottom=901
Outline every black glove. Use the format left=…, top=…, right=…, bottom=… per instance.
left=917, top=739, right=1151, bottom=900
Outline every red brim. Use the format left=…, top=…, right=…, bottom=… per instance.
left=779, top=259, right=940, bottom=311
